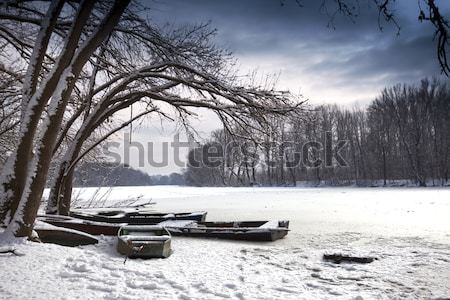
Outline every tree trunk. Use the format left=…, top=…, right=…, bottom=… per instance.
left=46, top=161, right=67, bottom=214
left=382, top=147, right=387, bottom=186
left=10, top=71, right=78, bottom=236
left=0, top=0, right=65, bottom=225
left=58, top=170, right=74, bottom=216
left=0, top=0, right=96, bottom=227
left=6, top=0, right=130, bottom=237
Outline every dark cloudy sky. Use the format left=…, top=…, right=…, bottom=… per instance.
left=123, top=0, right=450, bottom=175
left=149, top=0, right=448, bottom=105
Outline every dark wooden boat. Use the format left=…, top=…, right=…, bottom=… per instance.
left=34, top=222, right=99, bottom=247
left=37, top=215, right=122, bottom=236
left=323, top=254, right=377, bottom=264
left=69, top=210, right=207, bottom=224
left=117, top=225, right=172, bottom=258
left=161, top=220, right=290, bottom=242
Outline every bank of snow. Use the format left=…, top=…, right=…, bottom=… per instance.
left=1, top=187, right=450, bottom=299
left=1, top=233, right=449, bottom=300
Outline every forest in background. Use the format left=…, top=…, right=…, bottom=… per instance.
left=73, top=78, right=450, bottom=188
left=185, top=79, right=450, bottom=187
left=72, top=162, right=184, bottom=187
left=6, top=76, right=447, bottom=189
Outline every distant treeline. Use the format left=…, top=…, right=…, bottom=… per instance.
left=184, top=79, right=450, bottom=187
left=73, top=162, right=185, bottom=187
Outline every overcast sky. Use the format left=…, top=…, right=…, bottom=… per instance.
left=150, top=0, right=447, bottom=105
left=115, top=0, right=449, bottom=175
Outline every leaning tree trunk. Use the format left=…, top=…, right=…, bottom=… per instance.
left=7, top=0, right=130, bottom=237
left=47, top=95, right=154, bottom=215
left=47, top=139, right=85, bottom=216
left=58, top=170, right=74, bottom=216
left=0, top=0, right=67, bottom=225
left=46, top=161, right=68, bottom=215
left=46, top=98, right=138, bottom=214
left=9, top=71, right=78, bottom=236
left=46, top=112, right=94, bottom=215
left=0, top=0, right=96, bottom=227
left=0, top=1, right=94, bottom=224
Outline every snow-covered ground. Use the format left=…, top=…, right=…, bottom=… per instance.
left=2, top=187, right=450, bottom=299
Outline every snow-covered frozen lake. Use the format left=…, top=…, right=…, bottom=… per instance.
left=71, top=185, right=450, bottom=240
left=3, top=186, right=450, bottom=299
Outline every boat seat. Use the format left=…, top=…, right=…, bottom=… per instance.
left=121, top=235, right=170, bottom=242
left=127, top=231, right=156, bottom=236
left=121, top=225, right=165, bottom=231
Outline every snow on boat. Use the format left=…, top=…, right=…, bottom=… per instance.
left=34, top=221, right=99, bottom=247
left=160, top=220, right=290, bottom=242
left=37, top=215, right=122, bottom=236
left=70, top=210, right=207, bottom=224
left=117, top=225, right=172, bottom=258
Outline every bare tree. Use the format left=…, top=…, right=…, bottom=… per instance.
left=0, top=1, right=301, bottom=238
left=0, top=0, right=132, bottom=236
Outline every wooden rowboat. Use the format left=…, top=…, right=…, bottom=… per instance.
left=160, top=220, right=290, bottom=242
left=70, top=210, right=207, bottom=224
left=34, top=221, right=99, bottom=247
left=37, top=215, right=122, bottom=236
left=117, top=225, right=172, bottom=258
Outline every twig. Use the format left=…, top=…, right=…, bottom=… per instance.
left=0, top=247, right=25, bottom=256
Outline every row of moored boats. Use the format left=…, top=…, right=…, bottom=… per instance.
left=35, top=209, right=290, bottom=259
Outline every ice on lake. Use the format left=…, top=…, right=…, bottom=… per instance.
left=3, top=186, right=449, bottom=299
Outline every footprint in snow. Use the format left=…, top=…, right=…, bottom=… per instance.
left=101, top=262, right=121, bottom=271
left=126, top=279, right=158, bottom=290
left=59, top=270, right=93, bottom=280
left=272, top=286, right=297, bottom=294
left=87, top=284, right=114, bottom=293
left=223, top=283, right=237, bottom=289
left=68, top=262, right=91, bottom=273
left=110, top=271, right=121, bottom=278
left=178, top=294, right=191, bottom=300
left=165, top=279, right=186, bottom=291
left=103, top=293, right=139, bottom=300
left=153, top=271, right=166, bottom=279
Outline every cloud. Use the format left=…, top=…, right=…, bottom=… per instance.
left=149, top=0, right=447, bottom=105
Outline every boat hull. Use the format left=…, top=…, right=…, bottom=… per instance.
left=70, top=211, right=207, bottom=224
left=168, top=228, right=288, bottom=241
left=38, top=216, right=121, bottom=236
left=117, top=238, right=171, bottom=258
left=165, top=221, right=290, bottom=242
left=34, top=228, right=99, bottom=247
